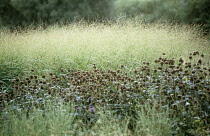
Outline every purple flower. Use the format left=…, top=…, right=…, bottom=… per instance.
left=59, top=99, right=64, bottom=102
left=89, top=107, right=96, bottom=112
left=76, top=107, right=82, bottom=110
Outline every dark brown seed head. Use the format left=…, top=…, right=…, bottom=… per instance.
left=116, top=69, right=120, bottom=73
left=25, top=77, right=29, bottom=81
left=179, top=58, right=184, bottom=63
left=169, top=65, right=175, bottom=69
left=30, top=75, right=34, bottom=79
left=195, top=51, right=199, bottom=55
left=15, top=78, right=20, bottom=82
left=40, top=85, right=44, bottom=89
left=198, top=60, right=202, bottom=64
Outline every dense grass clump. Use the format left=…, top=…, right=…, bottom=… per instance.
left=0, top=21, right=209, bottom=80
left=0, top=22, right=210, bottom=135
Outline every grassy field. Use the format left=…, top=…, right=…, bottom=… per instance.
left=0, top=21, right=209, bottom=74
left=0, top=20, right=210, bottom=136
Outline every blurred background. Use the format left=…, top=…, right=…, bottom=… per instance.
left=0, top=0, right=210, bottom=33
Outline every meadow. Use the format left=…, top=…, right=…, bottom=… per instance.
left=0, top=20, right=210, bottom=136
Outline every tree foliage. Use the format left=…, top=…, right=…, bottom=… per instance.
left=184, top=0, right=210, bottom=33
left=0, top=0, right=209, bottom=33
left=0, top=0, right=113, bottom=28
left=112, top=0, right=210, bottom=33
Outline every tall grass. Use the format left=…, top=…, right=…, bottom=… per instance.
left=1, top=103, right=76, bottom=136
left=1, top=99, right=172, bottom=136
left=0, top=20, right=210, bottom=135
left=0, top=21, right=209, bottom=78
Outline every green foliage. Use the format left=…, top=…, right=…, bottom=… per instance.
left=0, top=0, right=27, bottom=28
left=112, top=0, right=182, bottom=21
left=183, top=0, right=210, bottom=34
left=112, top=0, right=210, bottom=33
left=0, top=0, right=112, bottom=28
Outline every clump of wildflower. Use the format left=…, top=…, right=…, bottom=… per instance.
left=89, top=107, right=96, bottom=112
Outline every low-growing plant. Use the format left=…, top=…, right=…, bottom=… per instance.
left=0, top=51, right=209, bottom=135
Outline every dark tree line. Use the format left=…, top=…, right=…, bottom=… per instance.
left=0, top=0, right=210, bottom=33
left=0, top=0, right=113, bottom=28
left=0, top=0, right=26, bottom=27
left=185, top=0, right=210, bottom=34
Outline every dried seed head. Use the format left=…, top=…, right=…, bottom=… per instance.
left=195, top=51, right=199, bottom=55
left=169, top=65, right=175, bottom=69
left=30, top=75, right=34, bottom=79
left=179, top=58, right=184, bottom=63
left=40, top=85, right=44, bottom=89
left=25, top=77, right=29, bottom=81
left=116, top=69, right=120, bottom=73
left=93, top=64, right=96, bottom=69
left=198, top=59, right=202, bottom=64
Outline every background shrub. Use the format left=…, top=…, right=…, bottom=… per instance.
left=112, top=0, right=210, bottom=34
left=0, top=0, right=113, bottom=28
